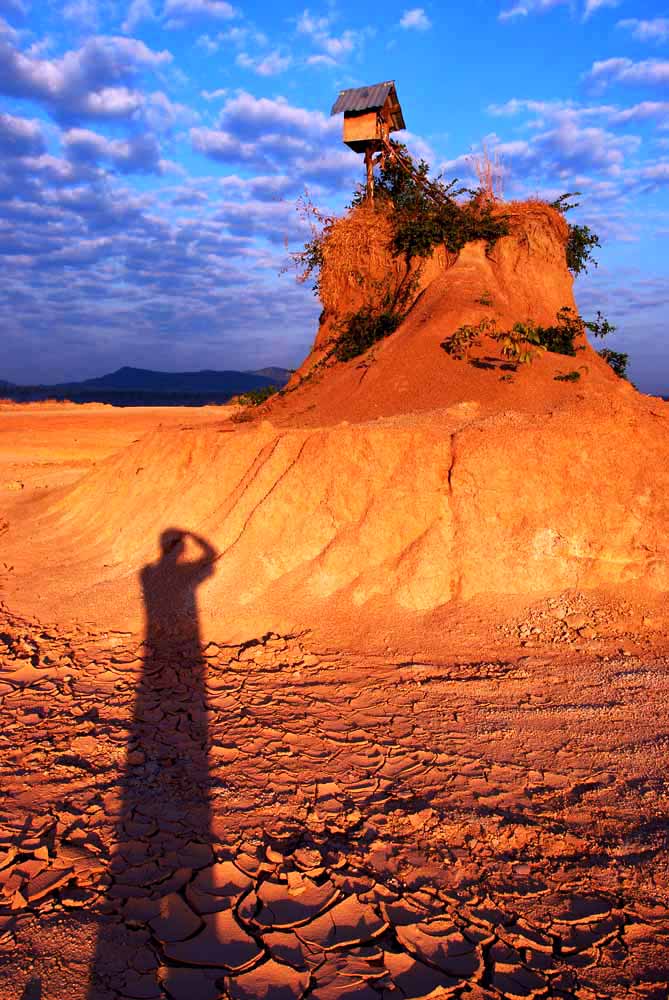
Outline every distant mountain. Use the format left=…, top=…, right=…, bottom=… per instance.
left=77, top=366, right=281, bottom=394
left=247, top=367, right=292, bottom=385
left=0, top=379, right=15, bottom=389
left=0, top=366, right=288, bottom=407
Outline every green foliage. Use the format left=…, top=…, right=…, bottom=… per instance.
left=441, top=317, right=494, bottom=360
left=536, top=306, right=585, bottom=356
left=476, top=291, right=493, bottom=306
left=549, top=191, right=601, bottom=275
left=549, top=192, right=581, bottom=214
left=442, top=317, right=545, bottom=366
left=496, top=320, right=546, bottom=365
left=238, top=385, right=279, bottom=406
left=566, top=224, right=601, bottom=276
left=354, top=141, right=510, bottom=263
left=554, top=371, right=581, bottom=382
left=334, top=309, right=401, bottom=362
left=598, top=348, right=629, bottom=379
left=584, top=310, right=616, bottom=338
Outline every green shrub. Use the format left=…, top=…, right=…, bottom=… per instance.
left=549, top=192, right=601, bottom=275
left=496, top=321, right=546, bottom=365
left=441, top=317, right=494, bottom=360
left=535, top=306, right=615, bottom=356
left=598, top=348, right=629, bottom=379
left=566, top=224, right=601, bottom=276
left=554, top=371, right=581, bottom=382
left=536, top=306, right=585, bottom=356
left=585, top=311, right=616, bottom=339
left=334, top=309, right=401, bottom=362
left=354, top=141, right=510, bottom=264
left=442, top=317, right=545, bottom=366
left=238, top=385, right=279, bottom=406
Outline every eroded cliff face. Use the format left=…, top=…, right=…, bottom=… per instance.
left=5, top=389, right=669, bottom=641
left=297, top=199, right=574, bottom=380
left=3, top=201, right=668, bottom=638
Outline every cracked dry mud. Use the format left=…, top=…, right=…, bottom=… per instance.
left=1, top=613, right=669, bottom=999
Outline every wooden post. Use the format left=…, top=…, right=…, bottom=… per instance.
left=365, top=145, right=374, bottom=202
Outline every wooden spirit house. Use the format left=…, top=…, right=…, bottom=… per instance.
left=331, top=81, right=406, bottom=199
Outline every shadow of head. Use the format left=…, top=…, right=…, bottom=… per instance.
left=21, top=979, right=42, bottom=1000
left=160, top=528, right=186, bottom=560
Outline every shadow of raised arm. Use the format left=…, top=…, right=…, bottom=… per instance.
left=187, top=531, right=218, bottom=581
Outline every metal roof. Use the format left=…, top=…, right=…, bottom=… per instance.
left=331, top=81, right=398, bottom=116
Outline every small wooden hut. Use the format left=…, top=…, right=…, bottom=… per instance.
left=331, top=81, right=406, bottom=199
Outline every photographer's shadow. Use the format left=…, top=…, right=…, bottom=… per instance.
left=88, top=529, right=218, bottom=998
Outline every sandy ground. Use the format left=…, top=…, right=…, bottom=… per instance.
left=1, top=404, right=668, bottom=1000
left=0, top=402, right=233, bottom=494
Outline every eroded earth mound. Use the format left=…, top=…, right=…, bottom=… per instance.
left=2, top=201, right=667, bottom=642
left=1, top=201, right=669, bottom=999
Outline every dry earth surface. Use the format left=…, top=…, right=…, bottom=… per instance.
left=1, top=404, right=669, bottom=1000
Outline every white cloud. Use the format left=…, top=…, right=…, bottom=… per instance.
left=163, top=0, right=236, bottom=26
left=63, top=0, right=103, bottom=30
left=399, top=8, right=432, bottom=30
left=583, top=0, right=621, bottom=20
left=216, top=91, right=332, bottom=140
left=63, top=127, right=163, bottom=173
left=394, top=129, right=436, bottom=164
left=190, top=126, right=258, bottom=163
left=586, top=57, right=669, bottom=89
left=297, top=8, right=357, bottom=63
left=498, top=4, right=528, bottom=19
left=236, top=49, right=292, bottom=76
left=488, top=96, right=669, bottom=129
left=0, top=111, right=45, bottom=156
left=2, top=0, right=28, bottom=18
left=201, top=87, right=228, bottom=100
left=0, top=34, right=172, bottom=122
left=617, top=18, right=669, bottom=43
left=498, top=0, right=566, bottom=22
left=442, top=117, right=640, bottom=186
left=306, top=54, right=336, bottom=67
left=122, top=0, right=157, bottom=33
left=0, top=17, right=19, bottom=42
left=498, top=0, right=618, bottom=20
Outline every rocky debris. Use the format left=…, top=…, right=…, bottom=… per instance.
left=499, top=592, right=663, bottom=651
left=1, top=609, right=669, bottom=997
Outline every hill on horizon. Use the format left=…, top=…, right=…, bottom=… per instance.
left=75, top=365, right=291, bottom=393
left=0, top=365, right=292, bottom=406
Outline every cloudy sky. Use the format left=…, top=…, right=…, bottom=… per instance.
left=1, top=0, right=668, bottom=392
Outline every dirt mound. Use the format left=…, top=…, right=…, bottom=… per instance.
left=2, top=200, right=668, bottom=642
left=272, top=200, right=623, bottom=427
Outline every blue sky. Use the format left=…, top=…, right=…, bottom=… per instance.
left=1, top=0, right=668, bottom=392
